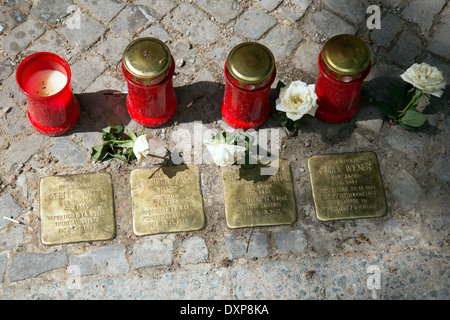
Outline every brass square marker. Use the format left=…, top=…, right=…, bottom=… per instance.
left=39, top=172, right=116, bottom=245
left=308, top=151, right=387, bottom=221
left=221, top=159, right=297, bottom=229
left=130, top=165, right=206, bottom=236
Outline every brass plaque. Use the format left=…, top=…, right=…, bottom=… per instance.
left=130, top=165, right=206, bottom=236
left=308, top=151, right=387, bottom=221
left=39, top=173, right=116, bottom=245
left=222, top=159, right=297, bottom=228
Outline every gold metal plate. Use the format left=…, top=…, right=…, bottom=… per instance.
left=221, top=159, right=297, bottom=228
left=130, top=165, right=206, bottom=236
left=308, top=151, right=387, bottom=221
left=39, top=173, right=116, bottom=245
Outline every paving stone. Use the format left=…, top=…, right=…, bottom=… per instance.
left=231, top=251, right=450, bottom=299
left=260, top=24, right=302, bottom=61
left=71, top=54, right=108, bottom=92
left=402, top=0, right=446, bottom=31
left=0, top=91, right=29, bottom=137
left=432, top=216, right=450, bottom=231
left=225, top=233, right=269, bottom=259
left=274, top=229, right=308, bottom=254
left=167, top=3, right=221, bottom=45
left=257, top=0, right=283, bottom=12
left=292, top=40, right=321, bottom=78
left=309, top=10, right=357, bottom=38
left=0, top=57, right=13, bottom=81
left=134, top=0, right=176, bottom=21
left=0, top=254, right=7, bottom=283
left=322, top=0, right=369, bottom=25
left=234, top=7, right=277, bottom=40
left=429, top=156, right=450, bottom=183
left=385, top=125, right=428, bottom=157
left=60, top=13, right=107, bottom=51
left=193, top=0, right=243, bottom=24
left=85, top=75, right=125, bottom=93
left=49, top=137, right=88, bottom=166
left=0, top=223, right=25, bottom=251
left=22, top=29, right=76, bottom=62
left=380, top=0, right=404, bottom=7
left=31, top=0, right=73, bottom=24
left=0, top=194, right=21, bottom=231
left=2, top=70, right=26, bottom=105
left=208, top=35, right=242, bottom=68
left=139, top=24, right=174, bottom=44
left=389, top=31, right=422, bottom=68
left=110, top=4, right=155, bottom=39
left=181, top=236, right=209, bottom=265
left=277, top=0, right=312, bottom=22
left=1, top=18, right=45, bottom=58
left=8, top=251, right=68, bottom=282
left=390, top=169, right=424, bottom=211
left=369, top=13, right=404, bottom=48
left=76, top=0, right=126, bottom=22
left=4, top=134, right=45, bottom=170
left=131, top=235, right=175, bottom=269
left=427, top=23, right=450, bottom=60
left=0, top=1, right=31, bottom=35
left=69, top=244, right=129, bottom=276
left=97, top=34, right=128, bottom=65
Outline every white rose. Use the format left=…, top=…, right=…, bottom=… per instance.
left=276, top=81, right=318, bottom=121
left=133, top=134, right=150, bottom=163
left=204, top=139, right=246, bottom=167
left=400, top=63, right=446, bottom=98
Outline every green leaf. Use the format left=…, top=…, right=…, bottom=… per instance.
left=399, top=109, right=427, bottom=128
left=379, top=102, right=396, bottom=119
left=126, top=128, right=138, bottom=142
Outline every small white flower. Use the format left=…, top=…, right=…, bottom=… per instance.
left=276, top=80, right=318, bottom=121
left=204, top=138, right=246, bottom=167
left=133, top=134, right=150, bottom=163
left=400, top=63, right=446, bottom=98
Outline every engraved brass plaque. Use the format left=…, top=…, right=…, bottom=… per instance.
left=39, top=173, right=116, bottom=245
left=308, top=151, right=387, bottom=221
left=222, top=159, right=297, bottom=228
left=130, top=165, right=206, bottom=236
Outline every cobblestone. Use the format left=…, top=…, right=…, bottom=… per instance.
left=194, top=0, right=243, bottom=24
left=131, top=235, right=175, bottom=269
left=76, top=0, right=126, bottom=22
left=0, top=0, right=449, bottom=301
left=1, top=18, right=45, bottom=58
left=309, top=10, right=356, bottom=38
left=8, top=251, right=68, bottom=282
left=402, top=0, right=446, bottom=32
left=234, top=7, right=277, bottom=40
left=60, top=13, right=107, bottom=51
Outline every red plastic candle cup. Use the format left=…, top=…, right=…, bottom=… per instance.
left=122, top=37, right=177, bottom=127
left=16, top=52, right=79, bottom=136
left=314, top=34, right=371, bottom=124
left=221, top=42, right=276, bottom=130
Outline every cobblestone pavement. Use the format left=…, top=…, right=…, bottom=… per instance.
left=0, top=0, right=449, bottom=301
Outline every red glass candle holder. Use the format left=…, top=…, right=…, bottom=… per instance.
left=222, top=61, right=276, bottom=130
left=16, top=52, right=79, bottom=136
left=122, top=57, right=177, bottom=127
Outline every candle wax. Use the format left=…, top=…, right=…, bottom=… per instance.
left=25, top=69, right=68, bottom=97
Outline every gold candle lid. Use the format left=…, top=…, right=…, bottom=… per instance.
left=123, top=37, right=171, bottom=86
left=322, top=34, right=371, bottom=76
left=226, top=42, right=275, bottom=90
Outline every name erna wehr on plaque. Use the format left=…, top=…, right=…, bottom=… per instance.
left=308, top=151, right=387, bottom=221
